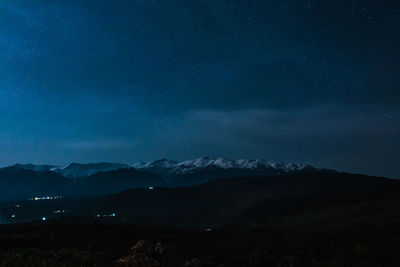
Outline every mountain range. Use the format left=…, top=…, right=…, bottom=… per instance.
left=132, top=158, right=317, bottom=186
left=1, top=158, right=400, bottom=228
left=0, top=158, right=322, bottom=201
left=11, top=157, right=318, bottom=179
left=13, top=162, right=129, bottom=179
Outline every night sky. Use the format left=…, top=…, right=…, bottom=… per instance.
left=0, top=0, right=399, bottom=178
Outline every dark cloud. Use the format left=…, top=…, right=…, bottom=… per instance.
left=150, top=106, right=400, bottom=177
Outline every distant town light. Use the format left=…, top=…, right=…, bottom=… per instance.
left=31, top=196, right=62, bottom=201
left=54, top=210, right=68, bottom=214
left=148, top=186, right=154, bottom=190
left=42, top=217, right=47, bottom=221
left=95, top=213, right=117, bottom=218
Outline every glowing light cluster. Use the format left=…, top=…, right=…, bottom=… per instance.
left=95, top=213, right=116, bottom=218
left=30, top=196, right=62, bottom=201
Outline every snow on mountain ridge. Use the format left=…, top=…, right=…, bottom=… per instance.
left=132, top=157, right=312, bottom=176
left=132, top=159, right=179, bottom=176
left=5, top=158, right=314, bottom=180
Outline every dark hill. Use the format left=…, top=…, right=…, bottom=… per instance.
left=0, top=167, right=72, bottom=201
left=168, top=167, right=282, bottom=186
left=75, top=168, right=168, bottom=197
left=0, top=167, right=167, bottom=201
left=102, top=172, right=400, bottom=226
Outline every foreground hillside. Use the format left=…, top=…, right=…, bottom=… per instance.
left=1, top=193, right=400, bottom=266
left=0, top=172, right=400, bottom=266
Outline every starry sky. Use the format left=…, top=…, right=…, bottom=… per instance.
left=0, top=0, right=399, bottom=178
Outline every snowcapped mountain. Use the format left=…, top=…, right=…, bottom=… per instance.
left=132, top=159, right=178, bottom=176
left=0, top=158, right=324, bottom=200
left=50, top=162, right=129, bottom=179
left=4, top=158, right=317, bottom=184
left=131, top=157, right=317, bottom=186
left=133, top=157, right=314, bottom=177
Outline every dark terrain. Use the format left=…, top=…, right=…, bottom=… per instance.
left=1, top=196, right=400, bottom=266
left=0, top=167, right=168, bottom=201
left=1, top=172, right=400, bottom=266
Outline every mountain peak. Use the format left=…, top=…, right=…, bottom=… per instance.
left=133, top=157, right=315, bottom=176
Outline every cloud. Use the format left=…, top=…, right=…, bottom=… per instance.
left=185, top=106, right=398, bottom=138
left=151, top=105, right=400, bottom=178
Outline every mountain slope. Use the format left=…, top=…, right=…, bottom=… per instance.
left=0, top=167, right=72, bottom=201
left=102, top=172, right=400, bottom=226
left=12, top=164, right=56, bottom=172
left=0, top=166, right=166, bottom=201
left=51, top=162, right=129, bottom=179
left=75, top=168, right=168, bottom=197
